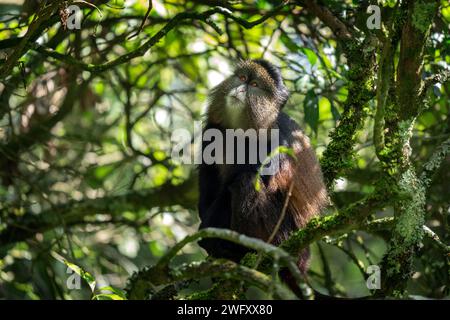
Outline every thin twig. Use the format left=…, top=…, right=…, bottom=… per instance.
left=267, top=180, right=295, bottom=245
left=128, top=0, right=153, bottom=39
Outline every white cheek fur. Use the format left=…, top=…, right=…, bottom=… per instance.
left=225, top=94, right=246, bottom=127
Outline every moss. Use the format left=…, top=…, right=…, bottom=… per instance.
left=378, top=117, right=426, bottom=295
left=320, top=41, right=376, bottom=187
left=320, top=87, right=371, bottom=187
left=186, top=288, right=214, bottom=300
left=377, top=116, right=418, bottom=179
left=421, top=137, right=450, bottom=187
left=241, top=252, right=258, bottom=268
left=394, top=169, right=425, bottom=246
left=200, top=280, right=245, bottom=300
left=379, top=120, right=425, bottom=237
left=185, top=280, right=245, bottom=300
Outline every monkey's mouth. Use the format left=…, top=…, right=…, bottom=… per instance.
left=227, top=90, right=248, bottom=106
left=229, top=95, right=245, bottom=104
left=228, top=85, right=248, bottom=105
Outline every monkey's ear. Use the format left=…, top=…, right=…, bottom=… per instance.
left=278, top=85, right=290, bottom=109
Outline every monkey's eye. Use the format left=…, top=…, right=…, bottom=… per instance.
left=250, top=81, right=258, bottom=87
left=239, top=75, right=247, bottom=82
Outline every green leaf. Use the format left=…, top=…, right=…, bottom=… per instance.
left=301, top=48, right=318, bottom=66
left=153, top=150, right=167, bottom=161
left=280, top=33, right=299, bottom=52
left=275, top=145, right=297, bottom=159
left=51, top=252, right=96, bottom=292
left=149, top=240, right=165, bottom=257
left=94, top=164, right=116, bottom=179
left=253, top=145, right=297, bottom=191
left=254, top=176, right=262, bottom=192
left=96, top=286, right=127, bottom=300
left=304, top=90, right=319, bottom=134
left=92, top=293, right=125, bottom=300
left=150, top=164, right=169, bottom=186
left=319, top=52, right=332, bottom=68
left=86, top=163, right=117, bottom=188
left=319, top=96, right=331, bottom=121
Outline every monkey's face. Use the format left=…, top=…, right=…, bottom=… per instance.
left=208, top=60, right=289, bottom=129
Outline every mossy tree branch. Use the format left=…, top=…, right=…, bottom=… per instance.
left=420, top=136, right=450, bottom=188
left=126, top=258, right=296, bottom=300
left=373, top=3, right=406, bottom=159
left=126, top=189, right=390, bottom=299
left=319, top=38, right=377, bottom=188
left=362, top=217, right=449, bottom=254
left=375, top=0, right=441, bottom=296
left=295, top=0, right=377, bottom=188
left=126, top=228, right=305, bottom=300
left=253, top=187, right=391, bottom=273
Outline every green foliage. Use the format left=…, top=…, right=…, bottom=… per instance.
left=412, top=0, right=438, bottom=33
left=0, top=0, right=448, bottom=300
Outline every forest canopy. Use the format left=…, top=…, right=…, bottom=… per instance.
left=0, top=0, right=449, bottom=300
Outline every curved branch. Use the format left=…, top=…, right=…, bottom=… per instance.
left=0, top=0, right=66, bottom=79
left=154, top=227, right=306, bottom=290
left=420, top=136, right=450, bottom=188
left=126, top=258, right=296, bottom=300
left=255, top=189, right=390, bottom=272
left=298, top=0, right=354, bottom=42
left=32, top=3, right=289, bottom=73
left=320, top=36, right=376, bottom=187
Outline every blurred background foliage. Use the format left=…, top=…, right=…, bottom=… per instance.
left=0, top=0, right=448, bottom=299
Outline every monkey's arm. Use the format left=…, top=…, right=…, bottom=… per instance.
left=198, top=167, right=250, bottom=260
left=198, top=162, right=248, bottom=259
left=198, top=163, right=221, bottom=221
